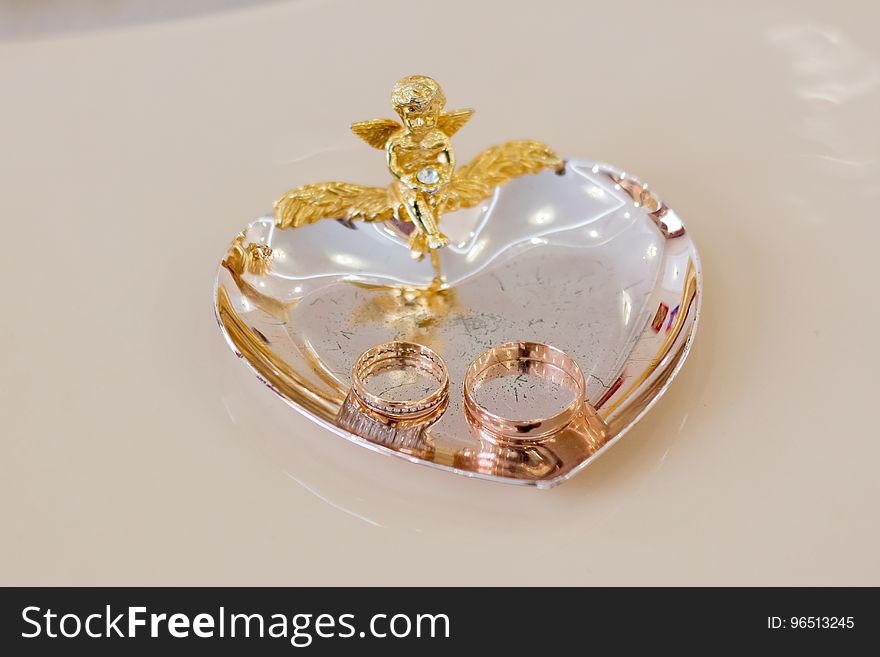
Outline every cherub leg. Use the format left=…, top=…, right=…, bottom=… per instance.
left=404, top=194, right=448, bottom=250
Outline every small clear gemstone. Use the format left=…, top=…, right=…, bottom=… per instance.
left=417, top=166, right=440, bottom=185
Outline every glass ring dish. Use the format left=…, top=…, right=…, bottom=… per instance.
left=213, top=157, right=701, bottom=488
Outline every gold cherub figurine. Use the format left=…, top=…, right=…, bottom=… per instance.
left=274, top=75, right=562, bottom=258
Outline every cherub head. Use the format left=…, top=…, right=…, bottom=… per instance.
left=391, top=75, right=446, bottom=132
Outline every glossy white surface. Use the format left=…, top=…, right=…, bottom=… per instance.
left=1, top=0, right=878, bottom=584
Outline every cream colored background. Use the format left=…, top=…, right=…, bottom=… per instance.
left=1, top=0, right=878, bottom=585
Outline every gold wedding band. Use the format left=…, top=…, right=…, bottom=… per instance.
left=351, top=341, right=449, bottom=419
left=463, top=341, right=586, bottom=441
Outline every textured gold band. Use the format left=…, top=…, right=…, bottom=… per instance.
left=351, top=341, right=449, bottom=419
left=464, top=342, right=585, bottom=441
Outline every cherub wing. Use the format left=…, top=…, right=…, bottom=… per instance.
left=442, top=140, right=563, bottom=213
left=274, top=182, right=398, bottom=229
left=437, top=108, right=474, bottom=137
left=350, top=118, right=403, bottom=149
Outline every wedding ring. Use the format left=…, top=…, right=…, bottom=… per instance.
left=463, top=341, right=586, bottom=440
left=351, top=341, right=449, bottom=419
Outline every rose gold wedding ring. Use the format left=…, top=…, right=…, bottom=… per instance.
left=463, top=341, right=586, bottom=441
left=351, top=341, right=449, bottom=419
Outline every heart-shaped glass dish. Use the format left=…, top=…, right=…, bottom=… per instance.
left=214, top=158, right=701, bottom=488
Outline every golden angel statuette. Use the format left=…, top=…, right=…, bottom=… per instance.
left=274, top=75, right=563, bottom=258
